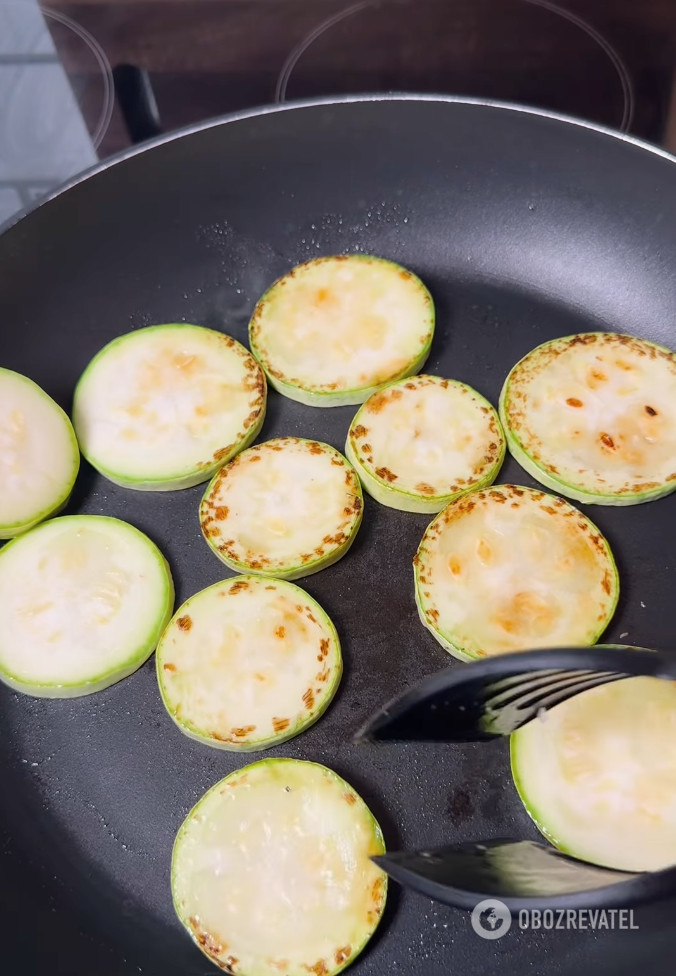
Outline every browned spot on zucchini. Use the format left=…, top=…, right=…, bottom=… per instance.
left=214, top=506, right=229, bottom=520
left=316, top=668, right=330, bottom=682
left=331, top=457, right=343, bottom=466
left=187, top=918, right=222, bottom=959
left=229, top=580, right=249, bottom=594
left=231, top=725, right=256, bottom=737
left=333, top=946, right=352, bottom=966
left=342, top=792, right=357, bottom=806
left=177, top=615, right=192, bottom=631
left=306, top=611, right=317, bottom=623
left=645, top=405, right=658, bottom=416
left=303, top=688, right=315, bottom=710
left=566, top=397, right=583, bottom=408
left=163, top=662, right=177, bottom=672
left=308, top=442, right=323, bottom=455
left=213, top=445, right=235, bottom=462
left=303, top=962, right=328, bottom=976
left=275, top=626, right=286, bottom=639
left=265, top=585, right=276, bottom=590
left=366, top=393, right=387, bottom=413
left=272, top=717, right=290, bottom=733
left=353, top=424, right=368, bottom=438
left=320, top=638, right=330, bottom=657
left=448, top=556, right=462, bottom=576
left=249, top=455, right=262, bottom=463
left=376, top=466, right=398, bottom=483
left=428, top=608, right=439, bottom=621
left=601, top=571, right=612, bottom=595
left=416, top=482, right=436, bottom=495
left=600, top=432, right=615, bottom=450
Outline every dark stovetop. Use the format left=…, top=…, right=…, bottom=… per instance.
left=2, top=0, right=676, bottom=227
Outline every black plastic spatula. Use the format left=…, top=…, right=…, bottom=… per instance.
left=358, top=645, right=676, bottom=911
left=357, top=645, right=676, bottom=743
left=371, top=838, right=676, bottom=912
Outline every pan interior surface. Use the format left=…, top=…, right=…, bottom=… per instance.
left=1, top=98, right=676, bottom=976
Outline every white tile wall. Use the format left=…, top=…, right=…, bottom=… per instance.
left=0, top=0, right=54, bottom=55
left=0, top=0, right=99, bottom=223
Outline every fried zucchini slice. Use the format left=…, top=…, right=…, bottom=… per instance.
left=346, top=375, right=505, bottom=513
left=249, top=255, right=434, bottom=406
left=73, top=324, right=266, bottom=490
left=511, top=656, right=676, bottom=871
left=500, top=332, right=676, bottom=505
left=0, top=515, right=173, bottom=696
left=157, top=575, right=341, bottom=750
left=0, top=367, right=79, bottom=539
left=414, top=484, right=618, bottom=661
left=200, top=437, right=363, bottom=580
left=172, top=758, right=387, bottom=975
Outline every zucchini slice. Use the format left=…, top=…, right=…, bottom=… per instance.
left=157, top=575, right=342, bottom=751
left=73, top=324, right=266, bottom=491
left=511, top=656, right=676, bottom=872
left=414, top=484, right=618, bottom=661
left=172, top=758, right=387, bottom=976
left=0, top=367, right=79, bottom=539
left=200, top=437, right=363, bottom=580
left=499, top=332, right=676, bottom=505
left=0, top=515, right=173, bottom=697
left=345, top=375, right=505, bottom=513
left=249, top=255, right=435, bottom=406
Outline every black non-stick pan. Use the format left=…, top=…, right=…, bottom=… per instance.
left=2, top=95, right=676, bottom=976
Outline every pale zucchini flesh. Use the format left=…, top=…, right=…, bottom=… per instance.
left=73, top=324, right=266, bottom=490
left=346, top=375, right=505, bottom=513
left=249, top=255, right=435, bottom=406
left=0, top=368, right=80, bottom=539
left=500, top=332, right=676, bottom=505
left=414, top=484, right=618, bottom=661
left=511, top=658, right=676, bottom=872
left=200, top=437, right=363, bottom=580
left=0, top=515, right=174, bottom=697
left=156, top=575, right=342, bottom=750
left=172, top=758, right=387, bottom=976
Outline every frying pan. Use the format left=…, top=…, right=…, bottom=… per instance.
left=1, top=95, right=676, bottom=976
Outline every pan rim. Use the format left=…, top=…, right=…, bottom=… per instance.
left=2, top=93, right=676, bottom=236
